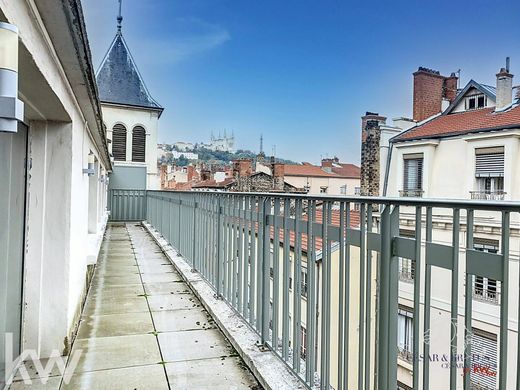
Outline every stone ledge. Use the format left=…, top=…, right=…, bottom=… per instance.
left=142, top=222, right=305, bottom=390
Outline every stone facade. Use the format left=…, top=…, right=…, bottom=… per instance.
left=360, top=119, right=381, bottom=196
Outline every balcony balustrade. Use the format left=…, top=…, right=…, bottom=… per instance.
left=399, top=189, right=424, bottom=198
left=108, top=189, right=520, bottom=390
left=470, top=190, right=507, bottom=201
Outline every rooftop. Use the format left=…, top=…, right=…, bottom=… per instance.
left=393, top=105, right=520, bottom=141
left=96, top=33, right=163, bottom=111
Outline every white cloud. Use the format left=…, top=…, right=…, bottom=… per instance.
left=135, top=18, right=230, bottom=65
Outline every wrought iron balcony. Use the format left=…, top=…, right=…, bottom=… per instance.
left=399, top=189, right=424, bottom=197
left=470, top=190, right=506, bottom=201
left=108, top=189, right=519, bottom=390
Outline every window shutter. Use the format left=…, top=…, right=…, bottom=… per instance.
left=403, top=155, right=423, bottom=191
left=112, top=124, right=127, bottom=161
left=470, top=329, right=497, bottom=389
left=475, top=147, right=504, bottom=177
left=132, top=126, right=146, bottom=163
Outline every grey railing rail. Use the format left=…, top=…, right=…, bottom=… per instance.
left=108, top=189, right=146, bottom=221
left=120, top=189, right=519, bottom=390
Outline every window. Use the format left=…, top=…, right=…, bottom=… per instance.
left=354, top=187, right=361, bottom=195
left=466, top=94, right=486, bottom=110
left=397, top=382, right=412, bottom=390
left=320, top=186, right=328, bottom=194
left=470, top=329, right=497, bottom=390
left=112, top=124, right=127, bottom=161
left=473, top=147, right=505, bottom=200
left=132, top=126, right=146, bottom=162
left=473, top=238, right=499, bottom=304
left=300, top=326, right=307, bottom=359
left=402, top=154, right=423, bottom=197
left=398, top=229, right=415, bottom=282
left=397, top=306, right=413, bottom=362
left=340, top=185, right=347, bottom=195
left=301, top=267, right=308, bottom=298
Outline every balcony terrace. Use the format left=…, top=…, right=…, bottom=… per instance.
left=13, top=189, right=519, bottom=389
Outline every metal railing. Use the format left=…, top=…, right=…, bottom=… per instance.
left=110, top=189, right=520, bottom=390
left=470, top=191, right=507, bottom=201
left=108, top=189, right=146, bottom=221
left=399, top=189, right=424, bottom=197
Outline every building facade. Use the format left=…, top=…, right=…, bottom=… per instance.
left=0, top=1, right=111, bottom=386
left=362, top=63, right=520, bottom=389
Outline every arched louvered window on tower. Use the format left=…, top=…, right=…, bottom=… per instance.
left=112, top=124, right=127, bottom=161
left=132, top=126, right=146, bottom=162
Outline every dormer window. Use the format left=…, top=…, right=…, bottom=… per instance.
left=465, top=94, right=486, bottom=110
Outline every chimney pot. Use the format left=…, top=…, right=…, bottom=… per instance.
left=496, top=63, right=514, bottom=111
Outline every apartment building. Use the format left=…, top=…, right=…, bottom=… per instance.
left=0, top=1, right=111, bottom=386
left=284, top=159, right=361, bottom=196
left=362, top=62, right=520, bottom=389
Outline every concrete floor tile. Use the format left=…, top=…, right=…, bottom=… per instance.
left=152, top=309, right=215, bottom=333
left=91, top=273, right=142, bottom=286
left=12, top=358, right=66, bottom=380
left=147, top=294, right=200, bottom=311
left=9, top=376, right=62, bottom=389
left=70, top=334, right=162, bottom=373
left=61, top=364, right=169, bottom=390
left=89, top=284, right=144, bottom=299
left=95, top=265, right=139, bottom=276
left=84, top=295, right=149, bottom=316
left=141, top=272, right=182, bottom=284
left=144, top=281, right=190, bottom=296
left=165, top=356, right=258, bottom=390
left=77, top=312, right=154, bottom=339
left=158, top=329, right=235, bottom=362
left=137, top=264, right=177, bottom=274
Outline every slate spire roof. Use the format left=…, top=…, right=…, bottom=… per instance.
left=96, top=29, right=163, bottom=112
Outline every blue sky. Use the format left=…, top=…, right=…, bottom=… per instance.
left=83, top=0, right=520, bottom=164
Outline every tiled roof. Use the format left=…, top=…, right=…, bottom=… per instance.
left=393, top=105, right=520, bottom=141
left=331, top=163, right=360, bottom=179
left=284, top=164, right=339, bottom=178
left=96, top=34, right=162, bottom=111
left=192, top=178, right=235, bottom=189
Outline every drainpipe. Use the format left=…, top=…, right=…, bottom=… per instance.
left=382, top=141, right=394, bottom=196
left=0, top=22, right=24, bottom=133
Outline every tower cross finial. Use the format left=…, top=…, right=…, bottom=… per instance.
left=117, top=0, right=123, bottom=33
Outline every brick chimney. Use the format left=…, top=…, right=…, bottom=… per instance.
left=187, top=165, right=195, bottom=182
left=496, top=58, right=513, bottom=111
left=413, top=67, right=459, bottom=122
left=160, top=164, right=168, bottom=189
left=361, top=112, right=386, bottom=143
left=360, top=120, right=382, bottom=196
left=233, top=159, right=252, bottom=191
left=272, top=162, right=285, bottom=191
left=200, top=168, right=211, bottom=181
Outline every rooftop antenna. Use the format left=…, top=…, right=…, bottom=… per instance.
left=117, top=0, right=123, bottom=34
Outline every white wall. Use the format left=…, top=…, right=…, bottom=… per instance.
left=386, top=131, right=520, bottom=200
left=103, top=104, right=160, bottom=189
left=1, top=0, right=110, bottom=359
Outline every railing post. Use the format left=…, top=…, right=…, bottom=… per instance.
left=261, top=197, right=270, bottom=345
left=216, top=195, right=223, bottom=298
left=377, top=204, right=399, bottom=390
left=192, top=199, right=197, bottom=270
